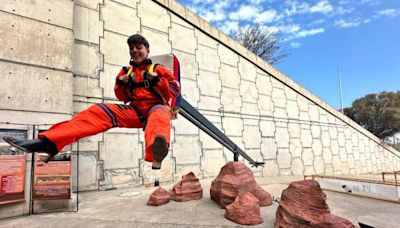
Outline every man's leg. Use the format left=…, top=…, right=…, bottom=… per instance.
left=144, top=105, right=171, bottom=169
left=4, top=103, right=142, bottom=161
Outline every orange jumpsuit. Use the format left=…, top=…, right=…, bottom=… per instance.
left=38, top=63, right=180, bottom=162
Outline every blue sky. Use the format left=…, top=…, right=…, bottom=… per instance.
left=177, top=0, right=400, bottom=109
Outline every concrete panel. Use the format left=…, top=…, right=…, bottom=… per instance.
left=198, top=70, right=221, bottom=97
left=200, top=127, right=223, bottom=150
left=173, top=50, right=197, bottom=80
left=74, top=5, right=103, bottom=44
left=290, top=138, right=302, bottom=157
left=77, top=134, right=103, bottom=152
left=0, top=62, right=73, bottom=114
left=258, top=95, right=273, bottom=116
left=240, top=80, right=258, bottom=103
left=141, top=27, right=171, bottom=56
left=101, top=0, right=140, bottom=35
left=242, top=102, right=260, bottom=116
left=261, top=138, right=277, bottom=159
left=291, top=158, right=304, bottom=175
left=170, top=23, right=197, bottom=54
left=174, top=164, right=202, bottom=180
left=238, top=57, right=256, bottom=82
left=195, top=29, right=218, bottom=49
left=221, top=87, right=242, bottom=112
left=0, top=12, right=73, bottom=70
left=284, top=86, right=298, bottom=101
left=297, top=95, right=309, bottom=111
left=263, top=160, right=279, bottom=176
left=0, top=110, right=71, bottom=126
left=171, top=14, right=194, bottom=29
left=196, top=45, right=220, bottom=73
left=100, top=31, right=130, bottom=66
left=277, top=148, right=291, bottom=169
left=200, top=149, right=226, bottom=177
left=222, top=117, right=243, bottom=136
left=173, top=135, right=201, bottom=164
left=1, top=0, right=74, bottom=29
left=271, top=88, right=286, bottom=108
left=312, top=140, right=323, bottom=156
left=73, top=43, right=102, bottom=77
left=76, top=153, right=99, bottom=190
left=243, top=125, right=261, bottom=149
left=218, top=44, right=238, bottom=66
left=102, top=168, right=141, bottom=188
left=73, top=76, right=103, bottom=98
left=273, top=107, right=287, bottom=119
left=100, top=63, right=122, bottom=98
left=138, top=0, right=170, bottom=33
left=260, top=120, right=275, bottom=137
left=220, top=64, right=240, bottom=89
left=256, top=74, right=273, bottom=95
left=308, top=104, right=320, bottom=122
left=181, top=78, right=200, bottom=108
left=173, top=115, right=199, bottom=135
left=75, top=0, right=102, bottom=10
left=198, top=96, right=221, bottom=112
left=287, top=100, right=299, bottom=119
left=102, top=133, right=142, bottom=169
left=112, top=0, right=140, bottom=7
left=302, top=148, right=314, bottom=166
left=275, top=127, right=289, bottom=148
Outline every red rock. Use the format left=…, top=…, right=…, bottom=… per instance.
left=147, top=187, right=172, bottom=206
left=275, top=180, right=355, bottom=228
left=225, top=192, right=263, bottom=225
left=210, top=161, right=272, bottom=208
left=171, top=172, right=203, bottom=202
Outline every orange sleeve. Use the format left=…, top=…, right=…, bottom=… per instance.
left=154, top=65, right=181, bottom=104
left=114, top=68, right=130, bottom=102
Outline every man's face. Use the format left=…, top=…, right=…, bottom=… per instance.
left=129, top=43, right=149, bottom=64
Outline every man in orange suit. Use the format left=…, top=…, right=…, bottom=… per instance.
left=4, top=34, right=180, bottom=170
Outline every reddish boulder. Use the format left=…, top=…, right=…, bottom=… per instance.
left=225, top=192, right=263, bottom=225
left=210, top=161, right=272, bottom=208
left=171, top=172, right=203, bottom=202
left=147, top=187, right=172, bottom=206
left=275, top=180, right=355, bottom=228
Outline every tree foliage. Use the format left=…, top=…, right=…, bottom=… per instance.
left=344, top=91, right=400, bottom=139
left=234, top=23, right=288, bottom=65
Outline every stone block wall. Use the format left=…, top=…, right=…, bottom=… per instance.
left=0, top=0, right=399, bottom=193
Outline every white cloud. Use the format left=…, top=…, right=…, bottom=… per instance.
left=377, top=9, right=397, bottom=17
left=277, top=24, right=301, bottom=34
left=200, top=11, right=226, bottom=22
left=296, top=28, right=325, bottom=38
left=229, top=5, right=260, bottom=21
left=254, top=9, right=277, bottom=23
left=334, top=19, right=361, bottom=28
left=336, top=6, right=355, bottom=15
left=310, top=0, right=333, bottom=14
left=219, top=20, right=239, bottom=35
left=290, top=42, right=301, bottom=48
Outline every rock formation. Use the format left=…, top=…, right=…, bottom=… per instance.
left=275, top=180, right=355, bottom=228
left=225, top=192, right=263, bottom=225
left=147, top=187, right=172, bottom=206
left=171, top=172, right=203, bottom=202
left=210, top=161, right=272, bottom=208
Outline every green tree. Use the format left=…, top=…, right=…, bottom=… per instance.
left=344, top=91, right=400, bottom=139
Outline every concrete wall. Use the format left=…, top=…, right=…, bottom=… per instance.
left=1, top=0, right=399, bottom=194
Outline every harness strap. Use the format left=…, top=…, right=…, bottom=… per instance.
left=131, top=105, right=147, bottom=130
